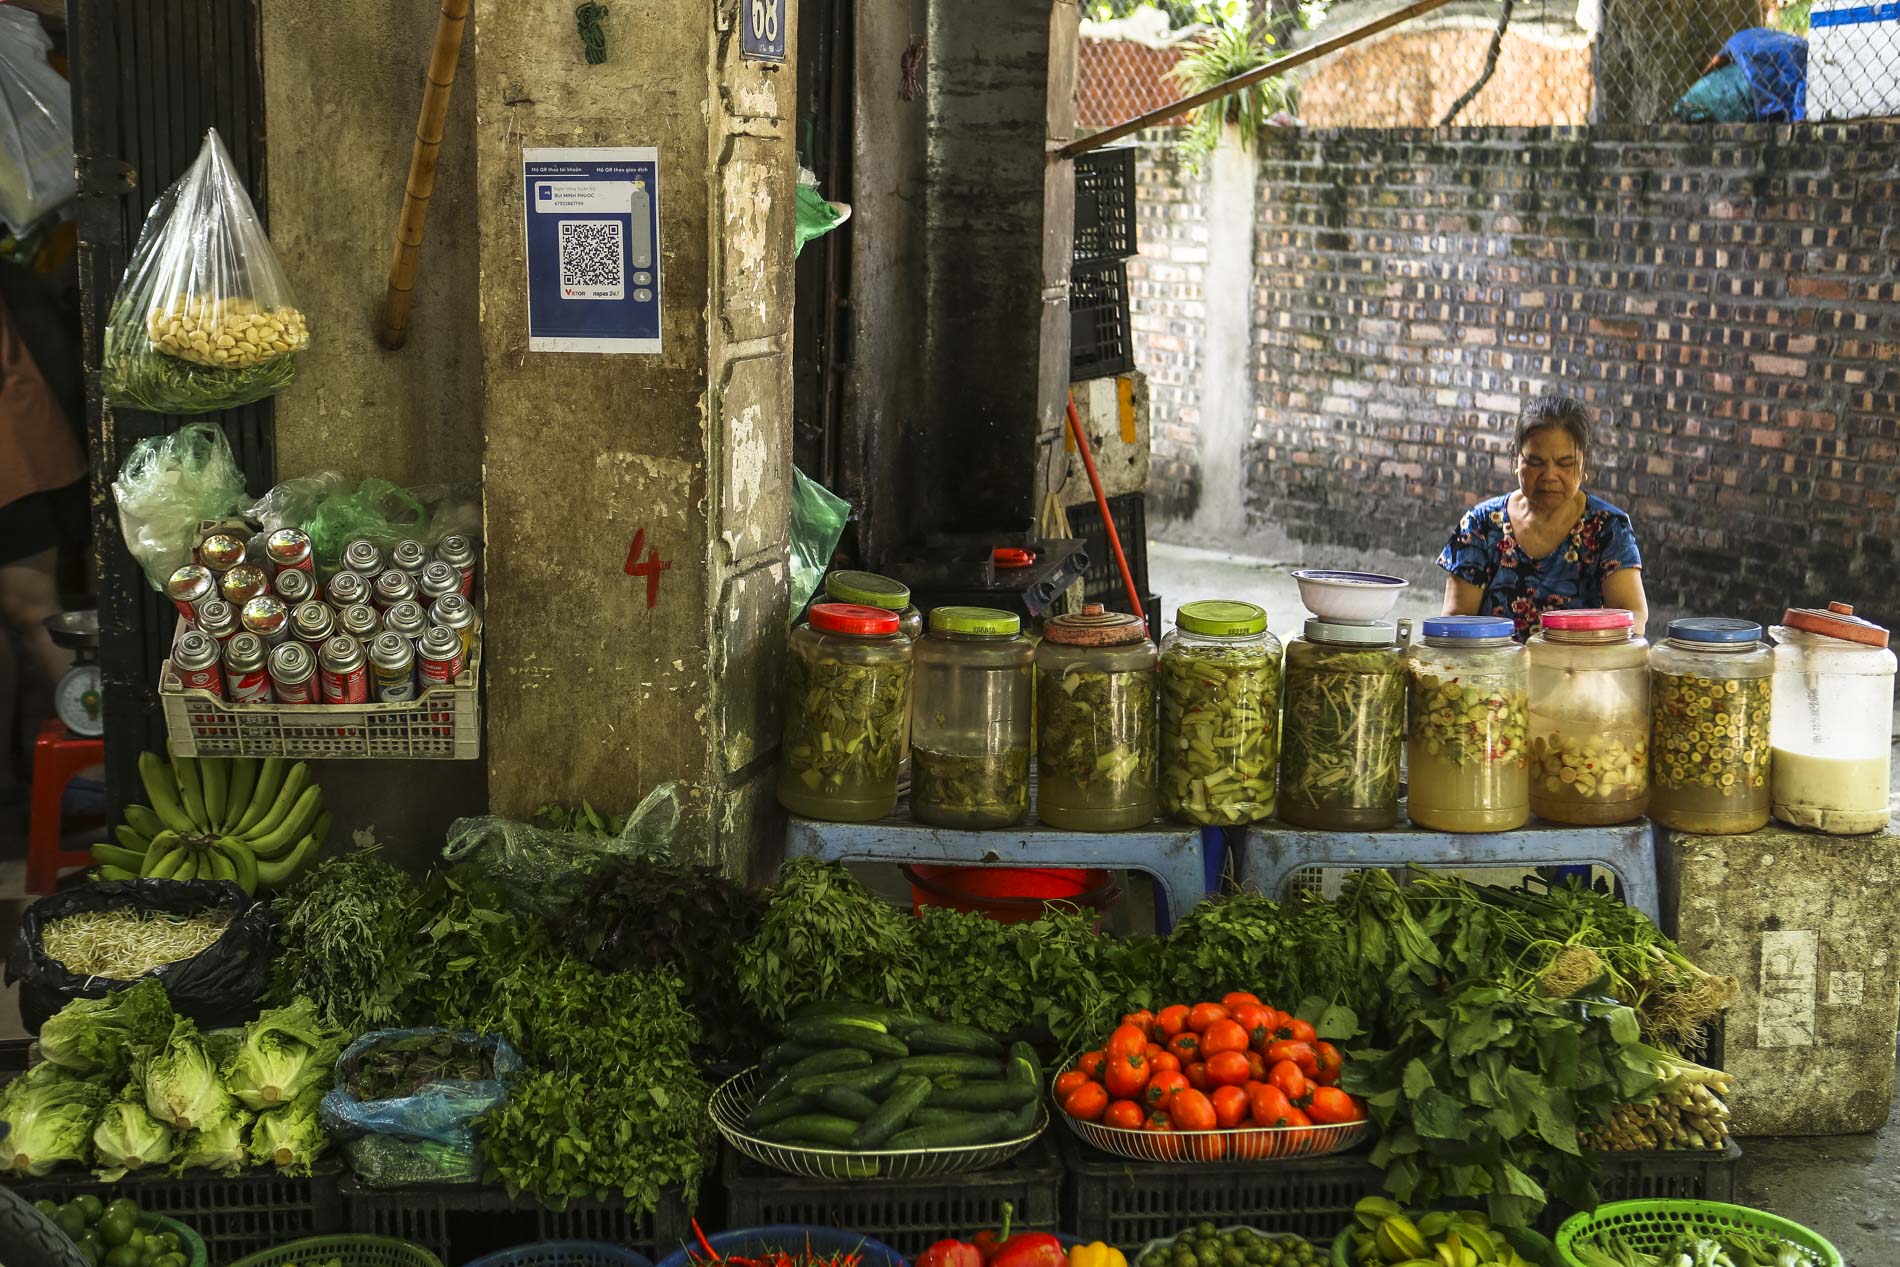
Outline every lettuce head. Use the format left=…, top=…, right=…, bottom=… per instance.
left=38, top=979, right=175, bottom=1078
left=0, top=1062, right=112, bottom=1177
left=227, top=997, right=343, bottom=1111
left=92, top=1092, right=177, bottom=1180
left=176, top=1105, right=254, bottom=1175
left=139, top=1015, right=238, bottom=1130
left=250, top=1088, right=327, bottom=1175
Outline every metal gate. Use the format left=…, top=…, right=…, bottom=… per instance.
left=67, top=0, right=274, bottom=811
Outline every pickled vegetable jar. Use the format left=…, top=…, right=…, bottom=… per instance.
left=823, top=570, right=922, bottom=781
left=1278, top=617, right=1405, bottom=830
left=1525, top=608, right=1650, bottom=825
left=777, top=602, right=914, bottom=822
left=1159, top=600, right=1282, bottom=825
left=1648, top=618, right=1773, bottom=835
left=910, top=606, right=1034, bottom=829
left=1405, top=616, right=1528, bottom=832
left=1770, top=602, right=1895, bottom=835
left=1036, top=604, right=1158, bottom=831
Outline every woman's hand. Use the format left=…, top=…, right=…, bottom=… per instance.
left=1603, top=567, right=1649, bottom=636
left=1442, top=575, right=1482, bottom=617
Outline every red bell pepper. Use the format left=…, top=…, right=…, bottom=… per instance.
left=919, top=1242, right=986, bottom=1267
left=986, top=1203, right=1067, bottom=1267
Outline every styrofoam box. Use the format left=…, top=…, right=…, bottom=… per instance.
left=1808, top=0, right=1900, bottom=120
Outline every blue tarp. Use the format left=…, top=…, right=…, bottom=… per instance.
left=1723, top=27, right=1808, bottom=122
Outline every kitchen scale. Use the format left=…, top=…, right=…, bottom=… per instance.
left=45, top=609, right=103, bottom=737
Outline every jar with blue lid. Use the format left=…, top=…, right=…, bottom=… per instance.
left=1650, top=616, right=1773, bottom=835
left=1404, top=615, right=1529, bottom=832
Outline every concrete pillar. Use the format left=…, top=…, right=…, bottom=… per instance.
left=1190, top=124, right=1257, bottom=544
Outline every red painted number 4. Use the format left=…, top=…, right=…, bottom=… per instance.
left=623, top=528, right=672, bottom=609
left=750, top=0, right=778, bottom=41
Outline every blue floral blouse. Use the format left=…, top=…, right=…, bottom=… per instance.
left=1436, top=493, right=1643, bottom=641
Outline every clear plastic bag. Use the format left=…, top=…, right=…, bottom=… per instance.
left=111, top=422, right=251, bottom=590
left=102, top=128, right=310, bottom=414
left=789, top=466, right=850, bottom=625
left=440, top=782, right=682, bottom=918
left=0, top=7, right=74, bottom=235
left=248, top=473, right=480, bottom=575
left=318, top=1027, right=521, bottom=1186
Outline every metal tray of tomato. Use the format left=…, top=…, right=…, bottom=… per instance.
left=1059, top=1109, right=1372, bottom=1165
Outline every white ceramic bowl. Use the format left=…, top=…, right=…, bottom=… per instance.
left=1290, top=569, right=1409, bottom=621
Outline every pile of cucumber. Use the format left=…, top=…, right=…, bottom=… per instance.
left=744, top=1002, right=1043, bottom=1151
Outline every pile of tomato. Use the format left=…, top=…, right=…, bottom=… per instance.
left=1053, top=993, right=1367, bottom=1160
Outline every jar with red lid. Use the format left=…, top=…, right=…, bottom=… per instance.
left=777, top=602, right=915, bottom=822
left=1769, top=601, right=1895, bottom=834
left=1525, top=608, right=1650, bottom=825
left=1036, top=604, right=1158, bottom=831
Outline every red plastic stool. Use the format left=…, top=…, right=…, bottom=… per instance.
left=27, top=717, right=102, bottom=894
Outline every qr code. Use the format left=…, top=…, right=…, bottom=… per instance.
left=558, top=220, right=624, bottom=299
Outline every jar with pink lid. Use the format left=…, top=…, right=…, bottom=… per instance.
left=1525, top=608, right=1650, bottom=824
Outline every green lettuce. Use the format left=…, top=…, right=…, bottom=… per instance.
left=139, top=1015, right=238, bottom=1130
left=38, top=980, right=176, bottom=1078
left=227, top=998, right=343, bottom=1111
left=250, top=1088, right=326, bottom=1175
left=175, top=1106, right=254, bottom=1176
left=92, top=1092, right=177, bottom=1180
left=0, top=1062, right=112, bottom=1176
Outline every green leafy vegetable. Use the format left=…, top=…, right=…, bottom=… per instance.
left=36, top=979, right=175, bottom=1078
left=139, top=1015, right=239, bottom=1131
left=1161, top=892, right=1373, bottom=1031
left=250, top=1087, right=327, bottom=1175
left=176, top=1105, right=254, bottom=1175
left=0, top=1062, right=112, bottom=1177
left=736, top=858, right=925, bottom=1023
left=269, top=847, right=425, bottom=1032
left=92, top=1090, right=177, bottom=1180
left=227, top=997, right=345, bottom=1111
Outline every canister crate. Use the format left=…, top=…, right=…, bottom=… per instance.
left=1073, top=146, right=1137, bottom=265
left=1071, top=260, right=1134, bottom=383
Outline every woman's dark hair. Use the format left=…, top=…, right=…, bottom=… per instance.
left=1515, top=394, right=1590, bottom=457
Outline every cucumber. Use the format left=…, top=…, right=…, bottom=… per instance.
left=849, top=1075, right=934, bottom=1149
left=904, top=1022, right=1005, bottom=1057
left=763, top=1041, right=822, bottom=1069
left=911, top=1106, right=996, bottom=1127
left=792, top=1062, right=903, bottom=1098
left=926, top=1080, right=1038, bottom=1111
left=1005, top=1041, right=1042, bottom=1093
left=887, top=1111, right=1012, bottom=1150
left=819, top=1086, right=881, bottom=1119
left=789, top=1001, right=913, bottom=1032
left=763, top=1114, right=861, bottom=1147
left=745, top=1093, right=819, bottom=1130
left=785, top=1019, right=911, bottom=1059
left=785, top=1047, right=873, bottom=1081
left=1004, top=1098, right=1040, bottom=1137
left=896, top=1054, right=1005, bottom=1079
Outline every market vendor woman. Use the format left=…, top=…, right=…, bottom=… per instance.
left=1438, top=395, right=1648, bottom=640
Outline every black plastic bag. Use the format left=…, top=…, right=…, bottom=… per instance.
left=4, top=879, right=276, bottom=1033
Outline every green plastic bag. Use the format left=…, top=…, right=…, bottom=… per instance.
left=789, top=466, right=849, bottom=625
left=111, top=422, right=249, bottom=590
left=794, top=170, right=847, bottom=258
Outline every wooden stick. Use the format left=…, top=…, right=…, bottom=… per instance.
left=377, top=0, right=471, bottom=350
left=1060, top=0, right=1457, bottom=158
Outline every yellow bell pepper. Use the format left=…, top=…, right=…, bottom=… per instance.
left=1068, top=1243, right=1126, bottom=1267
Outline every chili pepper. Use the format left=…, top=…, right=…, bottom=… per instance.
left=693, top=1219, right=720, bottom=1263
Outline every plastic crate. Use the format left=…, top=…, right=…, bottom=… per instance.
left=1062, top=492, right=1150, bottom=610
left=1074, top=146, right=1137, bottom=265
left=160, top=636, right=481, bottom=760
left=1071, top=260, right=1133, bottom=382
left=719, top=1136, right=1063, bottom=1258
left=7, top=1166, right=347, bottom=1264
left=1532, top=1142, right=1742, bottom=1233
left=340, top=1179, right=693, bottom=1267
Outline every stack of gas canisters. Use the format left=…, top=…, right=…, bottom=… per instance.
left=164, top=527, right=480, bottom=706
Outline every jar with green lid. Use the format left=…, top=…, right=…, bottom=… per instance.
left=1036, top=604, right=1158, bottom=831
left=1526, top=608, right=1650, bottom=825
left=777, top=602, right=913, bottom=822
left=1159, top=600, right=1282, bottom=826
left=1405, top=616, right=1529, bottom=832
left=1648, top=617, right=1773, bottom=835
left=911, top=606, right=1034, bottom=828
left=1278, top=617, right=1406, bottom=830
left=824, top=569, right=924, bottom=641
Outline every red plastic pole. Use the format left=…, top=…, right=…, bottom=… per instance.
left=1065, top=391, right=1147, bottom=633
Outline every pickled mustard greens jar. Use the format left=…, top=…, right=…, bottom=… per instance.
left=910, top=606, right=1034, bottom=829
left=1526, top=608, right=1650, bottom=825
left=1036, top=604, right=1158, bottom=831
left=1405, top=615, right=1529, bottom=832
left=777, top=602, right=914, bottom=822
left=1278, top=617, right=1405, bottom=830
left=1649, top=617, right=1773, bottom=835
left=1770, top=601, right=1896, bottom=835
left=1159, top=600, right=1282, bottom=826
left=824, top=569, right=924, bottom=641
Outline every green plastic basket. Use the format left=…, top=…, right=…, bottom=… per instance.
left=226, top=1233, right=444, bottom=1267
left=143, top=1214, right=209, bottom=1267
left=1555, top=1200, right=1842, bottom=1267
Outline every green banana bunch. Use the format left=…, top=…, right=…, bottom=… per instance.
left=92, top=751, right=331, bottom=896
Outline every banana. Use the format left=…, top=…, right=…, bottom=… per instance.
left=245, top=763, right=309, bottom=841
left=173, top=755, right=210, bottom=833
left=174, top=851, right=200, bottom=882
left=96, top=865, right=139, bottom=882
left=112, top=826, right=151, bottom=854
left=218, top=839, right=258, bottom=895
left=309, top=809, right=333, bottom=847
left=223, top=759, right=257, bottom=832
left=146, top=840, right=186, bottom=880
left=206, top=848, right=237, bottom=884
left=139, top=752, right=197, bottom=834
left=92, top=842, right=149, bottom=872
left=255, top=830, right=321, bottom=888
left=234, top=757, right=288, bottom=835
left=124, top=804, right=167, bottom=839
left=202, top=757, right=229, bottom=831
left=247, top=786, right=322, bottom=857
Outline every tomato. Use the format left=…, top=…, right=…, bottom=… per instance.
left=1266, top=1040, right=1320, bottom=1078
left=1221, top=991, right=1262, bottom=1012
left=1121, top=1009, right=1156, bottom=1035
left=1144, top=1043, right=1166, bottom=1066
left=1248, top=1083, right=1294, bottom=1127
left=1062, top=1081, right=1109, bottom=1122
left=1307, top=1086, right=1364, bottom=1125
left=1187, top=1003, right=1229, bottom=1034
left=1269, top=1059, right=1311, bottom=1105
left=1104, top=1048, right=1150, bottom=1101
left=1287, top=1017, right=1318, bottom=1044
left=1150, top=1051, right=1181, bottom=1075
left=1313, top=1041, right=1344, bottom=1086
left=1184, top=1062, right=1212, bottom=1092
left=1200, top=1019, right=1249, bottom=1057
left=1231, top=1004, right=1275, bottom=1048
left=1107, top=1024, right=1148, bottom=1062
left=1104, top=1099, right=1146, bottom=1131
left=1053, top=1070, right=1091, bottom=1100
left=1244, top=1050, right=1269, bottom=1081
left=1188, top=1131, right=1227, bottom=1162
left=1170, top=1087, right=1218, bottom=1132
left=1167, top=1032, right=1202, bottom=1063
left=1228, top=1127, right=1277, bottom=1160
left=1143, top=1112, right=1185, bottom=1161
left=1264, top=1009, right=1294, bottom=1040
left=1210, top=1085, right=1250, bottom=1129
left=1282, top=1106, right=1313, bottom=1128
left=1205, top=1050, right=1252, bottom=1088
left=1142, top=1110, right=1174, bottom=1131
left=1154, top=1004, right=1191, bottom=1039
left=1079, top=1051, right=1106, bottom=1079
left=1144, top=1070, right=1189, bottom=1108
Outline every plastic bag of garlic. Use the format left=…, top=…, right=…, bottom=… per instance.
left=102, top=127, right=311, bottom=415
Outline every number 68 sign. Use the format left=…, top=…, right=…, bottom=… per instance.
left=740, top=0, right=786, bottom=62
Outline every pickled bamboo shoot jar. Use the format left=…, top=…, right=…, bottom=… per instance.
left=1159, top=600, right=1283, bottom=826
left=1278, top=617, right=1405, bottom=830
left=1648, top=617, right=1772, bottom=835
left=1036, top=605, right=1158, bottom=831
left=777, top=602, right=914, bottom=822
left=1405, top=615, right=1529, bottom=832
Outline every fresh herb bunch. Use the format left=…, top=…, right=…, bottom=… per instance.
left=1280, top=649, right=1405, bottom=816
left=910, top=906, right=1036, bottom=1034
left=529, top=800, right=632, bottom=842
left=736, top=859, right=925, bottom=1023
left=408, top=866, right=556, bottom=1030
left=345, top=1032, right=493, bottom=1102
left=268, top=848, right=424, bottom=1032
left=1162, top=891, right=1372, bottom=1032
left=469, top=956, right=701, bottom=1070
left=102, top=313, right=297, bottom=415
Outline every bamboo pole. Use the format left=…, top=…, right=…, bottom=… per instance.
left=377, top=0, right=471, bottom=350
left=1059, top=0, right=1457, bottom=158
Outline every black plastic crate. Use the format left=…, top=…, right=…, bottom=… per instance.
left=720, top=1138, right=1062, bottom=1257
left=9, top=1167, right=346, bottom=1264
left=1071, top=260, right=1133, bottom=382
left=1530, top=1141, right=1741, bottom=1233
left=1074, top=146, right=1137, bottom=265
left=341, top=1178, right=694, bottom=1265
left=1063, top=492, right=1150, bottom=610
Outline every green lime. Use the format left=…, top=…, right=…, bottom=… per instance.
left=57, top=1204, right=91, bottom=1240
left=75, top=1229, right=106, bottom=1266
left=106, top=1245, right=142, bottom=1267
left=157, top=1255, right=188, bottom=1267
left=1197, top=1224, right=1218, bottom=1239
left=106, top=1198, right=141, bottom=1224
left=36, top=1198, right=60, bottom=1219
left=75, top=1195, right=105, bottom=1223
left=99, top=1208, right=138, bottom=1248
left=159, top=1232, right=181, bottom=1254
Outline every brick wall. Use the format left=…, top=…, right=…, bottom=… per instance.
left=1126, top=128, right=1208, bottom=523
left=1295, top=27, right=1592, bottom=128
left=1236, top=122, right=1900, bottom=619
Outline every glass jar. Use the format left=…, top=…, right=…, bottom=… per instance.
left=910, top=606, right=1034, bottom=829
left=1159, top=600, right=1282, bottom=826
left=777, top=602, right=914, bottom=822
left=1036, top=604, right=1158, bottom=831
left=1648, top=618, right=1773, bottom=835
left=824, top=569, right=924, bottom=641
left=1525, top=609, right=1650, bottom=825
left=1278, top=617, right=1406, bottom=830
left=1770, top=602, right=1896, bottom=835
left=1404, top=615, right=1529, bottom=832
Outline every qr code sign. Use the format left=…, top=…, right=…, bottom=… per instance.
left=558, top=220, right=624, bottom=299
